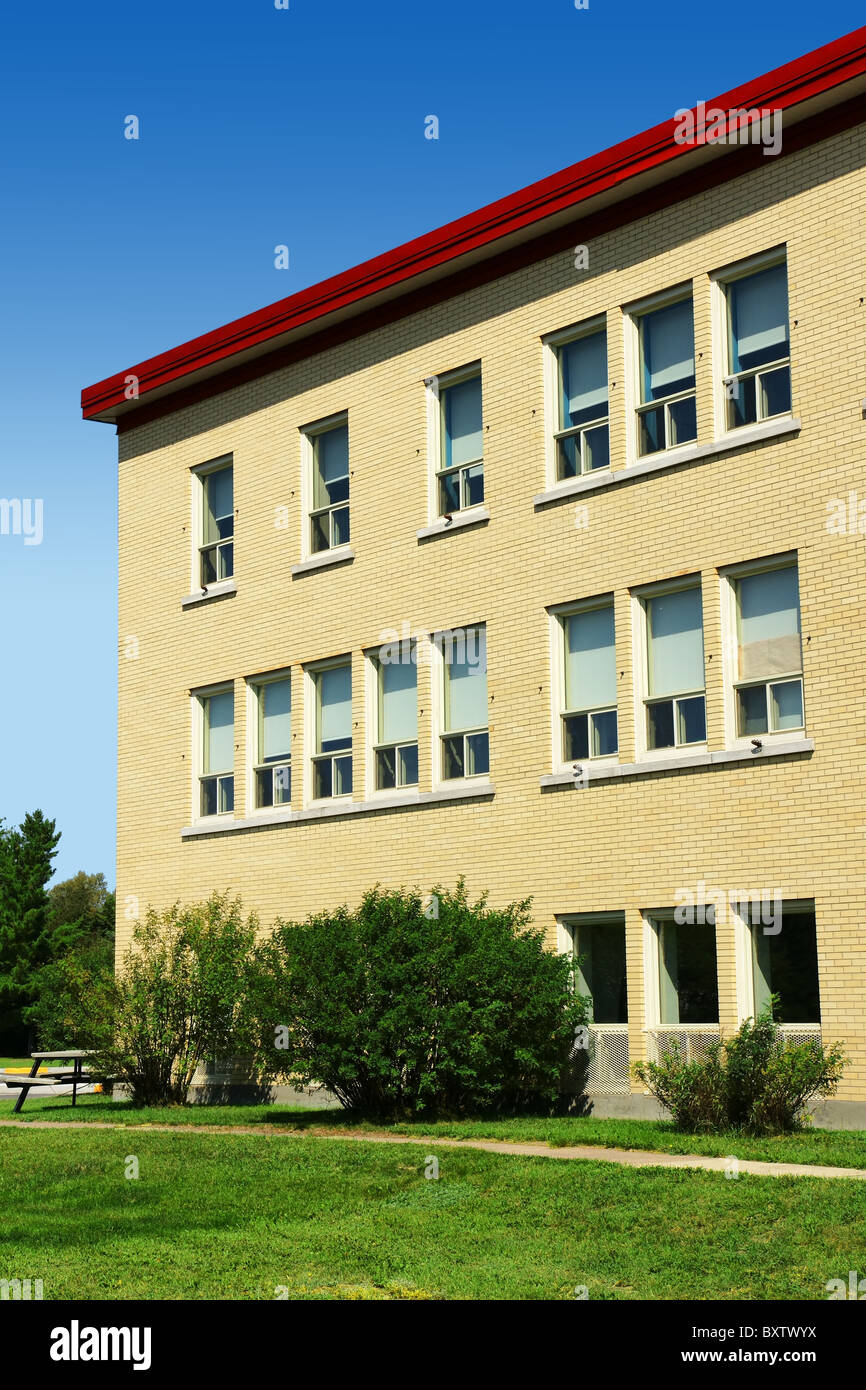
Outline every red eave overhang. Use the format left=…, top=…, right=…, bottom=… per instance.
left=82, top=26, right=866, bottom=428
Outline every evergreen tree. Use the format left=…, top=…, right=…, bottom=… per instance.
left=0, top=810, right=60, bottom=1046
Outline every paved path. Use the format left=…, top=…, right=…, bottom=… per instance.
left=1, top=1118, right=864, bottom=1180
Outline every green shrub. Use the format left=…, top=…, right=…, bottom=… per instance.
left=63, top=893, right=265, bottom=1105
left=633, top=999, right=847, bottom=1134
left=255, top=882, right=587, bottom=1118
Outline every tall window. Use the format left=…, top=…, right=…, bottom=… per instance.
left=438, top=370, right=483, bottom=515
left=573, top=918, right=628, bottom=1024
left=643, top=585, right=706, bottom=750
left=373, top=654, right=418, bottom=790
left=749, top=904, right=820, bottom=1024
left=555, top=328, right=609, bottom=478
left=724, top=260, right=791, bottom=428
left=657, top=916, right=719, bottom=1025
left=441, top=626, right=488, bottom=779
left=560, top=604, right=617, bottom=760
left=253, top=677, right=292, bottom=808
left=200, top=464, right=234, bottom=585
left=308, top=419, right=349, bottom=553
left=636, top=297, right=697, bottom=455
left=312, top=662, right=352, bottom=799
left=733, top=563, right=803, bottom=736
left=199, top=689, right=234, bottom=817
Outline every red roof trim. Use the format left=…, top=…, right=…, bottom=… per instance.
left=82, top=27, right=866, bottom=423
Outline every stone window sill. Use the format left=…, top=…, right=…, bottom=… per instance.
left=181, top=579, right=238, bottom=608
left=417, top=507, right=490, bottom=541
left=539, top=738, right=813, bottom=788
left=291, top=546, right=354, bottom=577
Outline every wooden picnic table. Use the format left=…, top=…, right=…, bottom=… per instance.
left=0, top=1049, right=94, bottom=1114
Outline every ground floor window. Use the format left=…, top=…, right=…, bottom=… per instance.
left=657, top=916, right=719, bottom=1025
left=571, top=915, right=627, bottom=1023
left=749, top=903, right=820, bottom=1024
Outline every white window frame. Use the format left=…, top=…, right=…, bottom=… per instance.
left=548, top=595, right=617, bottom=773
left=364, top=644, right=420, bottom=799
left=190, top=455, right=233, bottom=594
left=246, top=669, right=293, bottom=816
left=624, top=283, right=697, bottom=466
left=425, top=363, right=485, bottom=523
left=734, top=898, right=819, bottom=1027
left=304, top=654, right=354, bottom=805
left=192, top=681, right=235, bottom=823
left=300, top=412, right=350, bottom=562
left=719, top=552, right=804, bottom=751
left=642, top=909, right=720, bottom=1029
left=631, top=576, right=707, bottom=761
left=542, top=316, right=609, bottom=488
left=710, top=247, right=791, bottom=441
left=431, top=622, right=489, bottom=789
left=557, top=912, right=629, bottom=1024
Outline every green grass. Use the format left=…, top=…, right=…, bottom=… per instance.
left=2, top=1093, right=865, bottom=1169
left=0, top=1058, right=33, bottom=1070
left=1, top=1125, right=863, bottom=1299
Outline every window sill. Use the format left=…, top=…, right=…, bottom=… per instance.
left=539, top=737, right=813, bottom=788
left=533, top=416, right=801, bottom=508
left=417, top=507, right=490, bottom=541
left=291, top=546, right=354, bottom=577
left=181, top=779, right=495, bottom=837
left=181, top=579, right=237, bottom=608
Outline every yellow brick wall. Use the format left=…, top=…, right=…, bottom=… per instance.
left=115, top=121, right=866, bottom=1101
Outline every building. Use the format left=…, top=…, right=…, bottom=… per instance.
left=83, top=28, right=866, bottom=1123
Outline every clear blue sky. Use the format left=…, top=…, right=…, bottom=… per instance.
left=0, top=0, right=860, bottom=884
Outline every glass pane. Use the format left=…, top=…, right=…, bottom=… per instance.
left=759, top=908, right=820, bottom=1023
left=442, top=627, right=487, bottom=732
left=771, top=679, right=803, bottom=731
left=376, top=747, right=397, bottom=790
left=399, top=743, right=419, bottom=786
left=334, top=755, right=352, bottom=797
left=647, top=587, right=704, bottom=697
left=260, top=679, right=291, bottom=762
left=737, top=684, right=768, bottom=736
left=332, top=506, right=350, bottom=547
left=204, top=691, right=233, bottom=774
left=466, top=731, right=489, bottom=777
left=314, top=757, right=332, bottom=800
left=317, top=664, right=352, bottom=752
left=663, top=921, right=719, bottom=1025
left=274, top=764, right=291, bottom=805
left=729, top=263, right=789, bottom=372
left=640, top=299, right=695, bottom=401
left=668, top=394, right=696, bottom=446
left=727, top=372, right=757, bottom=429
left=564, top=713, right=589, bottom=761
left=583, top=423, right=609, bottom=471
left=590, top=709, right=618, bottom=757
left=677, top=695, right=706, bottom=745
left=313, top=425, right=349, bottom=509
left=201, top=546, right=217, bottom=586
left=204, top=467, right=233, bottom=545
left=560, top=330, right=608, bottom=428
left=442, top=734, right=465, bottom=780
left=443, top=375, right=482, bottom=469
left=638, top=404, right=665, bottom=456
left=578, top=921, right=627, bottom=1024
left=200, top=777, right=217, bottom=818
left=737, top=567, right=801, bottom=681
left=438, top=470, right=461, bottom=514
left=219, top=776, right=234, bottom=815
left=556, top=433, right=579, bottom=479
left=311, top=511, right=330, bottom=553
left=760, top=365, right=791, bottom=418
left=378, top=660, right=417, bottom=745
left=256, top=768, right=273, bottom=808
left=647, top=699, right=675, bottom=750
left=463, top=462, right=484, bottom=508
left=565, top=606, right=616, bottom=711
left=218, top=542, right=233, bottom=580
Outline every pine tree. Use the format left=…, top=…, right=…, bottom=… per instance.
left=0, top=810, right=60, bottom=1047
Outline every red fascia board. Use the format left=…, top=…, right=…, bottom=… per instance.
left=81, top=26, right=866, bottom=422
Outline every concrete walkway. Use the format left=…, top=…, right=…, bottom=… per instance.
left=1, top=1117, right=864, bottom=1180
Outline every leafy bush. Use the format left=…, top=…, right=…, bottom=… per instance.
left=63, top=893, right=265, bottom=1105
left=633, top=1000, right=847, bottom=1133
left=255, top=882, right=587, bottom=1118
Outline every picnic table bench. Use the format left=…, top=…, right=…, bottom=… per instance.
left=0, top=1050, right=94, bottom=1114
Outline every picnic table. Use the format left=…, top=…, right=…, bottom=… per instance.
left=0, top=1050, right=94, bottom=1114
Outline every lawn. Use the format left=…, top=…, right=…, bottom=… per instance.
left=1, top=1125, right=863, bottom=1300
left=3, top=1093, right=866, bottom=1169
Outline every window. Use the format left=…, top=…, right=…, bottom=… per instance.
left=572, top=917, right=628, bottom=1024
left=372, top=653, right=418, bottom=790
left=642, top=585, right=706, bottom=750
left=723, top=259, right=791, bottom=429
left=199, top=689, right=234, bottom=817
left=748, top=903, right=820, bottom=1025
left=559, top=603, right=617, bottom=760
left=657, top=915, right=719, bottom=1025
left=252, top=676, right=292, bottom=809
left=440, top=626, right=488, bottom=779
left=307, top=418, right=349, bottom=554
left=312, top=662, right=352, bottom=799
left=732, top=563, right=803, bottom=737
left=199, top=463, right=233, bottom=586
left=554, top=327, right=609, bottom=478
left=437, top=370, right=483, bottom=515
left=635, top=296, right=697, bottom=455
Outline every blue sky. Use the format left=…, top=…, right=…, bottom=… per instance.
left=0, top=0, right=861, bottom=883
